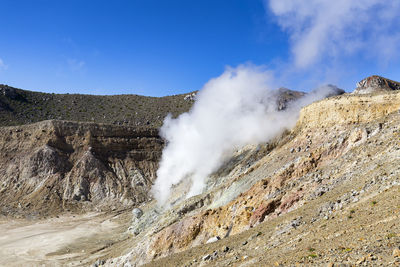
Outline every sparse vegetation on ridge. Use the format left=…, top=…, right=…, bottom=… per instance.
left=0, top=84, right=194, bottom=128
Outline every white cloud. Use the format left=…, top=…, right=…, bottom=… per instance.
left=266, top=0, right=400, bottom=68
left=67, top=58, right=85, bottom=71
left=152, top=65, right=340, bottom=206
left=0, top=58, right=8, bottom=70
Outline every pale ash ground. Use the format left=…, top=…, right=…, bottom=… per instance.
left=0, top=211, right=131, bottom=266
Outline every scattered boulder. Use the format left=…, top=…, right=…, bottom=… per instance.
left=202, top=254, right=211, bottom=261
left=202, top=251, right=218, bottom=261
left=184, top=92, right=196, bottom=101
left=92, top=259, right=105, bottom=267
left=275, top=217, right=303, bottom=235
left=206, top=236, right=221, bottom=244
left=132, top=208, right=144, bottom=219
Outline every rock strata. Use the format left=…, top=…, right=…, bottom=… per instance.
left=0, top=120, right=163, bottom=217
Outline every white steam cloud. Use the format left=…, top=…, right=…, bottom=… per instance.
left=152, top=65, right=339, bottom=206
left=267, top=0, right=400, bottom=68
left=151, top=1, right=399, bottom=207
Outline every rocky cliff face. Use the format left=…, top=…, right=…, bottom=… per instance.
left=297, top=91, right=400, bottom=129
left=0, top=120, right=163, bottom=217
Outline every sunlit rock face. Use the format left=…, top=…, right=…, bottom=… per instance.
left=353, top=75, right=400, bottom=94
left=0, top=120, right=163, bottom=217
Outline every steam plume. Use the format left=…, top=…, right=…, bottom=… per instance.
left=267, top=0, right=400, bottom=68
left=151, top=1, right=400, bottom=206
left=152, top=65, right=339, bottom=206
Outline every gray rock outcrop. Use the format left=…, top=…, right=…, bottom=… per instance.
left=353, top=75, right=400, bottom=94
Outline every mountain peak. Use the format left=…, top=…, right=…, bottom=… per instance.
left=353, top=75, right=400, bottom=94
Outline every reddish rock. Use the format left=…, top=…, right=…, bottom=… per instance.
left=249, top=199, right=279, bottom=227
left=354, top=75, right=400, bottom=94
left=279, top=192, right=302, bottom=213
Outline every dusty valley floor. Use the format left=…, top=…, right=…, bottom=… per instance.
left=0, top=211, right=132, bottom=266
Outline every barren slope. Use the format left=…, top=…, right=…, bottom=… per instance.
left=107, top=90, right=400, bottom=266
left=1, top=77, right=400, bottom=266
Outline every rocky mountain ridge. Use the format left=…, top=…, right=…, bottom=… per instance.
left=0, top=84, right=193, bottom=127
left=0, top=84, right=335, bottom=128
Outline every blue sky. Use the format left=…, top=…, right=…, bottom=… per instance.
left=0, top=0, right=399, bottom=96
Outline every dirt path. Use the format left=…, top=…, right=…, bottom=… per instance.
left=0, top=211, right=131, bottom=266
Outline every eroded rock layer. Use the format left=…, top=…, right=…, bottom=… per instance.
left=0, top=120, right=163, bottom=217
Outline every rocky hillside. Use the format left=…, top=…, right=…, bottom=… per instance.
left=2, top=76, right=400, bottom=267
left=0, top=120, right=163, bottom=218
left=98, top=76, right=400, bottom=267
left=0, top=84, right=312, bottom=128
left=0, top=83, right=311, bottom=220
left=0, top=85, right=308, bottom=219
left=0, top=84, right=194, bottom=128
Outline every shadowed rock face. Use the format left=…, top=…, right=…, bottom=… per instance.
left=0, top=85, right=18, bottom=99
left=353, top=75, right=400, bottom=94
left=275, top=88, right=306, bottom=110
left=275, top=85, right=344, bottom=111
left=0, top=120, right=163, bottom=217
